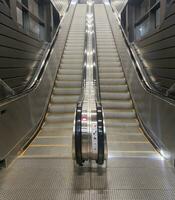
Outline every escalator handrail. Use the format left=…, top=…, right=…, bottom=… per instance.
left=76, top=16, right=88, bottom=106
left=108, top=4, right=175, bottom=104
left=92, top=6, right=102, bottom=106
left=74, top=3, right=106, bottom=165
left=92, top=4, right=106, bottom=164
left=0, top=2, right=72, bottom=107
left=74, top=4, right=89, bottom=166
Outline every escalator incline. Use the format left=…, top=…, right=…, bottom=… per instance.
left=21, top=4, right=87, bottom=158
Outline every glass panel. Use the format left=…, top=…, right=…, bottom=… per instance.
left=29, top=18, right=39, bottom=36
left=28, top=0, right=39, bottom=17
left=156, top=7, right=160, bottom=27
left=135, top=17, right=149, bottom=40
left=16, top=7, right=23, bottom=26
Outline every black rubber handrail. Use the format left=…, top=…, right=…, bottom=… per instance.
left=92, top=4, right=105, bottom=165
left=96, top=105, right=105, bottom=164
left=74, top=4, right=88, bottom=166
left=74, top=105, right=83, bottom=166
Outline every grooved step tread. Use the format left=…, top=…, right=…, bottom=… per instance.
left=104, top=109, right=136, bottom=119
left=49, top=104, right=75, bottom=113
left=46, top=113, right=74, bottom=123
left=100, top=79, right=126, bottom=85
left=55, top=81, right=81, bottom=88
left=51, top=95, right=79, bottom=103
left=102, top=100, right=133, bottom=109
left=101, top=85, right=128, bottom=92
left=105, top=119, right=139, bottom=127
left=53, top=88, right=81, bottom=95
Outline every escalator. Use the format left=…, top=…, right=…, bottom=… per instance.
left=21, top=4, right=87, bottom=158
left=1, top=1, right=175, bottom=200
left=94, top=4, right=157, bottom=158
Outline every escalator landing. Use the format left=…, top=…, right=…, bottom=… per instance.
left=1, top=157, right=175, bottom=199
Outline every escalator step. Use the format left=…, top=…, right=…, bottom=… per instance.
left=99, top=67, right=122, bottom=73
left=105, top=119, right=139, bottom=127
left=59, top=69, right=82, bottom=75
left=61, top=59, right=83, bottom=64
left=55, top=81, right=81, bottom=88
left=100, top=85, right=128, bottom=92
left=106, top=127, right=142, bottom=134
left=48, top=104, right=75, bottom=113
left=101, top=92, right=130, bottom=100
left=100, top=72, right=124, bottom=79
left=100, top=79, right=126, bottom=85
left=39, top=127, right=73, bottom=137
left=53, top=88, right=81, bottom=95
left=51, top=95, right=79, bottom=103
left=102, top=100, right=133, bottom=109
left=57, top=74, right=81, bottom=81
left=98, top=62, right=121, bottom=68
left=104, top=110, right=136, bottom=119
left=46, top=113, right=74, bottom=123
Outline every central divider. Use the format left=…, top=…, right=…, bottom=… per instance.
left=73, top=0, right=107, bottom=166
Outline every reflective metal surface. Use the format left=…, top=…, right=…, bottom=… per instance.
left=1, top=2, right=175, bottom=200
left=23, top=4, right=87, bottom=160
left=0, top=2, right=76, bottom=165
left=81, top=1, right=98, bottom=161
left=73, top=0, right=107, bottom=165
left=105, top=1, right=175, bottom=165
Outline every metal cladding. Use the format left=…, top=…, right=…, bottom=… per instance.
left=73, top=0, right=107, bottom=166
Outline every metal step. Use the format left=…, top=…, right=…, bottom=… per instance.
left=102, top=100, right=133, bottom=109
left=99, top=67, right=122, bottom=73
left=55, top=81, right=81, bottom=88
left=104, top=109, right=136, bottom=119
left=100, top=72, right=124, bottom=79
left=53, top=88, right=81, bottom=95
left=105, top=119, right=139, bottom=127
left=48, top=104, right=75, bottom=113
left=46, top=113, right=74, bottom=123
left=51, top=95, right=79, bottom=103
left=101, top=92, right=130, bottom=100
left=100, top=85, right=128, bottom=92
left=59, top=69, right=82, bottom=75
left=57, top=74, right=81, bottom=81
left=100, top=78, right=126, bottom=85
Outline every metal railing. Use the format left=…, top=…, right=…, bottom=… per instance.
left=73, top=0, right=107, bottom=166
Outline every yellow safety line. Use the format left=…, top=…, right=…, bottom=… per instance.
left=19, top=144, right=71, bottom=158
left=108, top=141, right=149, bottom=144
left=109, top=150, right=157, bottom=153
left=30, top=144, right=71, bottom=147
left=37, top=136, right=71, bottom=138
left=19, top=155, right=71, bottom=158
